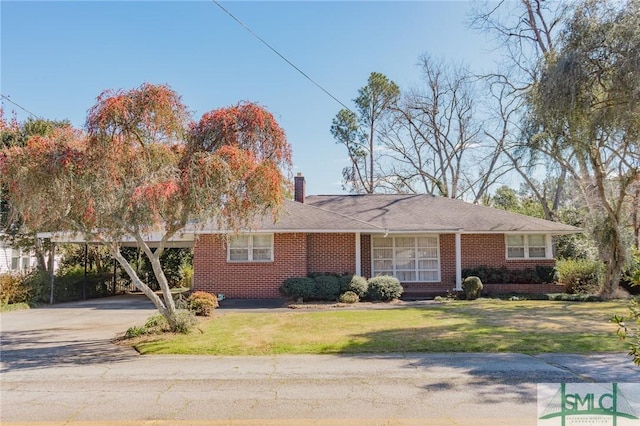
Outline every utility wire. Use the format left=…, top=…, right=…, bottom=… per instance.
left=211, top=0, right=354, bottom=113
left=0, top=94, right=40, bottom=119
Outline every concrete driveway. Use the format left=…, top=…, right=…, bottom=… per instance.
left=0, top=295, right=157, bottom=371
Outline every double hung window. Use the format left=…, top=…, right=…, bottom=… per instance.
left=228, top=234, right=273, bottom=262
left=506, top=234, right=549, bottom=259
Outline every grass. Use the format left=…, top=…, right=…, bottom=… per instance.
left=132, top=299, right=631, bottom=355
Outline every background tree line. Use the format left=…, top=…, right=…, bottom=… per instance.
left=331, top=0, right=640, bottom=297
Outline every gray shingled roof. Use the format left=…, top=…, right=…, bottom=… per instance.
left=194, top=194, right=580, bottom=234
left=250, top=199, right=383, bottom=232
left=304, top=194, right=580, bottom=234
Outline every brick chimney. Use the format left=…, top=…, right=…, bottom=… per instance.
left=294, top=172, right=305, bottom=203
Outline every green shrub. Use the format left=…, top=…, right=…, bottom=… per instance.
left=463, top=265, right=554, bottom=284
left=507, top=268, right=540, bottom=284
left=0, top=272, right=32, bottom=305
left=338, top=274, right=353, bottom=292
left=366, top=276, right=403, bottom=301
left=546, top=293, right=602, bottom=302
left=188, top=291, right=219, bottom=316
left=344, top=275, right=368, bottom=298
left=179, top=262, right=194, bottom=289
left=612, top=299, right=640, bottom=365
left=556, top=258, right=604, bottom=295
left=173, top=310, right=198, bottom=334
left=462, top=276, right=483, bottom=300
left=462, top=266, right=507, bottom=284
left=536, top=265, right=556, bottom=284
left=313, top=275, right=341, bottom=300
left=125, top=325, right=147, bottom=338
left=125, top=310, right=197, bottom=337
left=119, top=247, right=193, bottom=290
left=279, top=277, right=316, bottom=300
left=22, top=270, right=50, bottom=304
left=144, top=314, right=168, bottom=330
left=281, top=274, right=368, bottom=301
left=26, top=267, right=116, bottom=304
left=339, top=291, right=359, bottom=304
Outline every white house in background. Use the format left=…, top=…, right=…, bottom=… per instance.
left=0, top=241, right=38, bottom=274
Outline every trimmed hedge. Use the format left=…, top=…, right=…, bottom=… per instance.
left=462, top=265, right=556, bottom=284
left=313, top=275, right=341, bottom=300
left=366, top=276, right=403, bottom=301
left=280, top=277, right=317, bottom=300
left=280, top=273, right=372, bottom=301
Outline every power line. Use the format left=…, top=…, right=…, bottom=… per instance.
left=210, top=0, right=353, bottom=113
left=0, top=94, right=40, bottom=119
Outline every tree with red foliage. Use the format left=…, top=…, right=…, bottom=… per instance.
left=0, top=83, right=291, bottom=329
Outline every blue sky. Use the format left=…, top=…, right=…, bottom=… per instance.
left=1, top=1, right=498, bottom=195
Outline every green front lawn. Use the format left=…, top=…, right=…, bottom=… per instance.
left=132, top=299, right=631, bottom=355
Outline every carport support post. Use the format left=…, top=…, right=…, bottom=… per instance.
left=49, top=242, right=55, bottom=304
left=113, top=258, right=117, bottom=295
left=455, top=231, right=462, bottom=291
left=83, top=243, right=88, bottom=300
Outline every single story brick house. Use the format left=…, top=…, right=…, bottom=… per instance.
left=40, top=174, right=580, bottom=298
left=192, top=175, right=579, bottom=298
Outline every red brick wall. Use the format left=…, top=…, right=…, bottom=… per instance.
left=399, top=233, right=557, bottom=296
left=306, top=233, right=355, bottom=274
left=193, top=233, right=307, bottom=298
left=440, top=234, right=457, bottom=286
left=461, top=234, right=555, bottom=270
left=193, top=232, right=557, bottom=298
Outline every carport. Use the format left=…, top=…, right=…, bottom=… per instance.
left=36, top=231, right=196, bottom=304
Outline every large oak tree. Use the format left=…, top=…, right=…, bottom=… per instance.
left=528, top=0, right=640, bottom=296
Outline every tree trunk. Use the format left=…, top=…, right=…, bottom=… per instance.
left=110, top=246, right=178, bottom=329
left=601, top=228, right=625, bottom=299
left=368, top=121, right=374, bottom=193
left=34, top=237, right=48, bottom=272
left=633, top=184, right=639, bottom=249
left=589, top=145, right=628, bottom=299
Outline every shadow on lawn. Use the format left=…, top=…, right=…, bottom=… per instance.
left=336, top=319, right=622, bottom=355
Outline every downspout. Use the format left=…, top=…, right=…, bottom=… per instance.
left=455, top=230, right=462, bottom=291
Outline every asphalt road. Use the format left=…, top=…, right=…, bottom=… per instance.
left=1, top=296, right=639, bottom=426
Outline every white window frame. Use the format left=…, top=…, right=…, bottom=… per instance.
left=10, top=248, right=33, bottom=271
left=227, top=233, right=274, bottom=263
left=371, top=234, right=441, bottom=283
left=505, top=234, right=552, bottom=260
